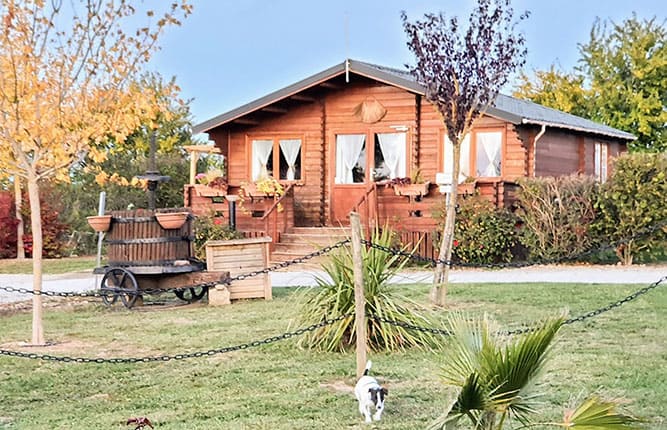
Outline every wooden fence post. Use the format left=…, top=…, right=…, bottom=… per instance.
left=350, top=211, right=367, bottom=378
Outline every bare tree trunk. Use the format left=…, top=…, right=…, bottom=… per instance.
left=27, top=175, right=45, bottom=345
left=431, top=142, right=461, bottom=307
left=14, top=177, right=25, bottom=259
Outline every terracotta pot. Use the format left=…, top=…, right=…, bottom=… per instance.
left=155, top=212, right=188, bottom=230
left=87, top=215, right=112, bottom=232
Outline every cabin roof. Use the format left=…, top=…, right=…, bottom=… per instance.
left=194, top=59, right=636, bottom=141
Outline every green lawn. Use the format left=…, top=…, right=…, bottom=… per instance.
left=0, top=256, right=97, bottom=275
left=0, top=281, right=665, bottom=429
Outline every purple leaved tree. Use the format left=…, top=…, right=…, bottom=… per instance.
left=401, top=0, right=529, bottom=306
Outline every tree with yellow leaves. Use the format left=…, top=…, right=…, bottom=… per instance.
left=0, top=0, right=192, bottom=345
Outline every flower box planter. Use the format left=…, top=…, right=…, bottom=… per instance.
left=241, top=183, right=274, bottom=198
left=457, top=182, right=476, bottom=195
left=393, top=182, right=431, bottom=197
left=205, top=237, right=272, bottom=302
left=193, top=184, right=227, bottom=197
left=87, top=215, right=112, bottom=232
left=155, top=212, right=189, bottom=230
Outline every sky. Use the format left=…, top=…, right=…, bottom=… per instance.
left=146, top=0, right=665, bottom=127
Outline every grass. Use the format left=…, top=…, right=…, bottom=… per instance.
left=0, top=281, right=665, bottom=429
left=0, top=256, right=97, bottom=275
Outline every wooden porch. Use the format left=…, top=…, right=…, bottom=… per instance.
left=184, top=180, right=519, bottom=260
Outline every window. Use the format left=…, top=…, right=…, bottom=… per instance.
left=374, top=133, right=407, bottom=181
left=335, top=134, right=366, bottom=184
left=443, top=134, right=471, bottom=181
left=442, top=130, right=502, bottom=179
left=251, top=138, right=301, bottom=181
left=335, top=132, right=407, bottom=184
left=594, top=142, right=608, bottom=182
left=475, top=131, right=502, bottom=177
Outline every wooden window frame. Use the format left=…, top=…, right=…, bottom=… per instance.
left=438, top=127, right=506, bottom=180
left=245, top=133, right=305, bottom=184
left=331, top=128, right=411, bottom=185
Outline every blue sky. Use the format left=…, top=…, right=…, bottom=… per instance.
left=147, top=0, right=665, bottom=125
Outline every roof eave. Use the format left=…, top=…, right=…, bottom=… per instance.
left=520, top=119, right=637, bottom=141
left=193, top=61, right=348, bottom=134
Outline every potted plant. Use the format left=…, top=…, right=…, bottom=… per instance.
left=155, top=211, right=189, bottom=229
left=194, top=168, right=228, bottom=197
left=87, top=215, right=112, bottom=232
left=391, top=168, right=430, bottom=197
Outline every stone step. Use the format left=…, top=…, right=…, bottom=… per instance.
left=278, top=233, right=350, bottom=245
left=288, top=226, right=351, bottom=235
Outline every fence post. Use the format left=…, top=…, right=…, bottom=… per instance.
left=350, top=211, right=367, bottom=378
left=96, top=191, right=106, bottom=268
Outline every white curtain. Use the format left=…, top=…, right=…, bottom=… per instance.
left=279, top=139, right=301, bottom=180
left=252, top=139, right=273, bottom=181
left=443, top=134, right=471, bottom=182
left=377, top=133, right=406, bottom=179
left=476, top=132, right=502, bottom=177
left=335, top=134, right=365, bottom=184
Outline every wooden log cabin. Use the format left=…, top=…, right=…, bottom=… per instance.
left=187, top=59, right=635, bottom=259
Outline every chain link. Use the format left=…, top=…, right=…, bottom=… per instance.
left=0, top=314, right=351, bottom=364
left=362, top=220, right=667, bottom=270
left=0, top=239, right=351, bottom=299
left=369, top=275, right=666, bottom=337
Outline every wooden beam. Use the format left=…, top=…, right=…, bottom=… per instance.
left=261, top=106, right=288, bottom=114
left=290, top=94, right=316, bottom=102
left=320, top=82, right=340, bottom=90
left=233, top=118, right=260, bottom=125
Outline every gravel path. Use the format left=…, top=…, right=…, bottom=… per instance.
left=1, top=264, right=665, bottom=305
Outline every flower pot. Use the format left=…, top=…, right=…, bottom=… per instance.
left=193, top=184, right=227, bottom=197
left=155, top=212, right=188, bottom=230
left=87, top=215, right=112, bottom=232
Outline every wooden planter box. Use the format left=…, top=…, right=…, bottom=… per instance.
left=205, top=237, right=272, bottom=301
left=393, top=182, right=431, bottom=197
left=193, top=184, right=227, bottom=197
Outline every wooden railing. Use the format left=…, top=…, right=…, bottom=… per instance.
left=351, top=182, right=379, bottom=234
left=260, top=183, right=295, bottom=250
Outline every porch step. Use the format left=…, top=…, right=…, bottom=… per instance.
left=270, top=227, right=351, bottom=267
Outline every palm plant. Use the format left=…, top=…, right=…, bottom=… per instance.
left=431, top=314, right=641, bottom=430
left=295, top=226, right=442, bottom=352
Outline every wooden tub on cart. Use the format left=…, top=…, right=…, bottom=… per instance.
left=92, top=209, right=228, bottom=308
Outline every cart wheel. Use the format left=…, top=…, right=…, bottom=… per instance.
left=175, top=286, right=208, bottom=303
left=100, top=268, right=139, bottom=309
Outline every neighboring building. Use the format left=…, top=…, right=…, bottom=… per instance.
left=187, top=59, right=635, bottom=257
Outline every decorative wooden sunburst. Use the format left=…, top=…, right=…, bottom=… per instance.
left=353, top=98, right=387, bottom=124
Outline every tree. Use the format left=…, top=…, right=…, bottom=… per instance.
left=0, top=0, right=191, bottom=345
left=593, top=153, right=667, bottom=265
left=516, top=15, right=667, bottom=152
left=430, top=313, right=641, bottom=429
left=401, top=0, right=528, bottom=306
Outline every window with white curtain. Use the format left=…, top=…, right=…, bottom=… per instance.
left=475, top=131, right=502, bottom=177
left=335, top=134, right=366, bottom=184
left=251, top=138, right=302, bottom=181
left=594, top=142, right=608, bottom=182
left=443, top=134, right=471, bottom=182
left=374, top=133, right=407, bottom=181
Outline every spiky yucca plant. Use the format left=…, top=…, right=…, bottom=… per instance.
left=295, top=227, right=442, bottom=352
left=431, top=314, right=641, bottom=430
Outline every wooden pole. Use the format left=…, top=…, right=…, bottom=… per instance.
left=350, top=211, right=367, bottom=378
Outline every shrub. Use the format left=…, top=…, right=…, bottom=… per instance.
left=452, top=194, right=518, bottom=264
left=593, top=152, right=667, bottom=265
left=515, top=175, right=598, bottom=261
left=0, top=192, right=20, bottom=258
left=192, top=211, right=242, bottom=260
left=295, top=227, right=442, bottom=352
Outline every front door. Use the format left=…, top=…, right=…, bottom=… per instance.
left=331, top=132, right=407, bottom=224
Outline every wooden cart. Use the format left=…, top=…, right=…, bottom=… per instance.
left=92, top=209, right=227, bottom=309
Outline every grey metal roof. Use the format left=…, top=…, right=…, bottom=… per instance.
left=194, top=59, right=636, bottom=141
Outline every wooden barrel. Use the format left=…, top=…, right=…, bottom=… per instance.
left=106, top=209, right=194, bottom=267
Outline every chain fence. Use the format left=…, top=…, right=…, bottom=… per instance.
left=0, top=314, right=351, bottom=364
left=362, top=220, right=667, bottom=270
left=0, top=224, right=665, bottom=363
